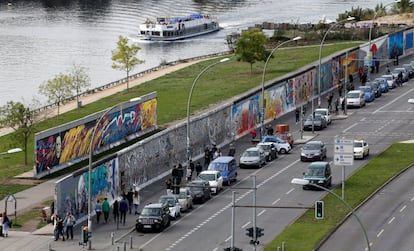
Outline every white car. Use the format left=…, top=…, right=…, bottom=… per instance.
left=346, top=90, right=365, bottom=108
left=353, top=139, right=369, bottom=159
left=261, top=136, right=292, bottom=154
left=198, top=170, right=223, bottom=194
left=381, top=74, right=397, bottom=89
left=158, top=195, right=181, bottom=219
left=314, top=108, right=332, bottom=125
left=174, top=188, right=193, bottom=212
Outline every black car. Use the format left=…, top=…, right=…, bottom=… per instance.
left=136, top=203, right=171, bottom=232
left=300, top=141, right=327, bottom=162
left=186, top=180, right=211, bottom=204
left=366, top=81, right=381, bottom=98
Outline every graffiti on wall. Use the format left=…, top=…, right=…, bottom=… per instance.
left=232, top=96, right=260, bottom=137
left=35, top=95, right=157, bottom=178
left=294, top=69, right=316, bottom=105
left=389, top=31, right=404, bottom=59
left=55, top=158, right=119, bottom=220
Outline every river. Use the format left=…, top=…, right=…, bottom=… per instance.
left=0, top=0, right=380, bottom=106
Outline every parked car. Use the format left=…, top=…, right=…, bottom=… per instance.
left=373, top=77, right=389, bottom=93
left=158, top=195, right=181, bottom=219
left=358, top=86, right=375, bottom=102
left=391, top=67, right=409, bottom=82
left=239, top=147, right=266, bottom=168
left=303, top=114, right=327, bottom=131
left=136, top=203, right=171, bottom=232
left=261, top=136, right=292, bottom=154
left=302, top=162, right=332, bottom=190
left=346, top=90, right=365, bottom=108
left=353, top=139, right=370, bottom=159
left=198, top=170, right=223, bottom=194
left=256, top=142, right=278, bottom=161
left=300, top=141, right=327, bottom=162
left=186, top=180, right=211, bottom=204
left=380, top=74, right=396, bottom=89
left=274, top=132, right=294, bottom=147
left=366, top=81, right=381, bottom=98
left=207, top=156, right=238, bottom=185
left=314, top=108, right=332, bottom=125
left=174, top=187, right=193, bottom=212
left=402, top=63, right=414, bottom=78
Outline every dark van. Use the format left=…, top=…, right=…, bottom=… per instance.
left=207, top=156, right=238, bottom=185
left=302, top=162, right=332, bottom=190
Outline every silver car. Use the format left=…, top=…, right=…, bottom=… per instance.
left=300, top=141, right=327, bottom=162
left=239, top=147, right=266, bottom=168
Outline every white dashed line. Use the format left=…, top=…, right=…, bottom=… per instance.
left=286, top=188, right=295, bottom=194
left=377, top=229, right=384, bottom=238
left=241, top=221, right=251, bottom=229
left=400, top=205, right=407, bottom=212
left=388, top=217, right=395, bottom=224
left=272, top=198, right=280, bottom=205
left=257, top=209, right=266, bottom=216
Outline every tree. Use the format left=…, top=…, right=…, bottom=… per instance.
left=38, top=73, right=72, bottom=117
left=0, top=101, right=36, bottom=165
left=395, top=0, right=413, bottom=13
left=111, top=35, right=144, bottom=89
left=235, top=28, right=269, bottom=73
left=68, top=64, right=91, bottom=109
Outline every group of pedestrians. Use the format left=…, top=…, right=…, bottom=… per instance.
left=51, top=211, right=76, bottom=241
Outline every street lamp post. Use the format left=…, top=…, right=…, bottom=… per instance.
left=87, top=97, right=141, bottom=250
left=0, top=148, right=22, bottom=155
left=291, top=178, right=371, bottom=251
left=260, top=36, right=301, bottom=140
left=186, top=58, right=229, bottom=169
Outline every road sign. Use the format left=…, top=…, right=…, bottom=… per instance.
left=334, top=137, right=354, bottom=166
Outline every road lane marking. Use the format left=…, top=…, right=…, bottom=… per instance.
left=241, top=222, right=251, bottom=228
left=257, top=209, right=266, bottom=216
left=272, top=198, right=280, bottom=205
left=400, top=205, right=407, bottom=212
left=410, top=196, right=414, bottom=202
left=225, top=235, right=232, bottom=242
left=373, top=87, right=414, bottom=114
left=377, top=229, right=384, bottom=238
left=286, top=188, right=295, bottom=194
left=388, top=217, right=395, bottom=224
left=343, top=122, right=358, bottom=133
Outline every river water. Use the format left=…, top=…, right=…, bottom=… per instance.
left=0, top=0, right=379, bottom=106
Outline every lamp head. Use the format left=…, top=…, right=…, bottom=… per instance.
left=220, top=58, right=230, bottom=63
left=293, top=36, right=302, bottom=41
left=346, top=16, right=355, bottom=21
left=291, top=178, right=310, bottom=185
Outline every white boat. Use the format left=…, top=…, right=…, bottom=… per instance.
left=138, top=14, right=220, bottom=41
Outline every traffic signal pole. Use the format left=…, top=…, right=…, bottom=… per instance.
left=252, top=175, right=257, bottom=251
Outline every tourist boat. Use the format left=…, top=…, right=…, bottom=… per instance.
left=138, top=13, right=220, bottom=41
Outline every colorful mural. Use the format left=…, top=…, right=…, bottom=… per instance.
left=389, top=31, right=404, bottom=60
left=232, top=96, right=260, bottom=136
left=34, top=94, right=157, bottom=178
left=294, top=69, right=315, bottom=105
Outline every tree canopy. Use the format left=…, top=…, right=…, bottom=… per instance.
left=235, top=28, right=269, bottom=73
left=68, top=64, right=91, bottom=108
left=38, top=73, right=72, bottom=117
left=111, top=35, right=144, bottom=89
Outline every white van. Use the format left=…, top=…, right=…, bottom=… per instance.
left=346, top=90, right=365, bottom=108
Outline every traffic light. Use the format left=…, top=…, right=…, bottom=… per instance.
left=255, top=227, right=264, bottom=238
left=315, top=200, right=324, bottom=219
left=246, top=227, right=254, bottom=237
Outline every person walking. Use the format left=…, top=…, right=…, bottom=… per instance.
left=95, top=199, right=102, bottom=224
left=165, top=178, right=173, bottom=195
left=195, top=162, right=202, bottom=177
left=295, top=108, right=300, bottom=124
left=133, top=189, right=141, bottom=215
left=228, top=144, right=236, bottom=157
left=64, top=212, right=76, bottom=240
left=126, top=188, right=134, bottom=214
left=119, top=197, right=128, bottom=225
left=2, top=212, right=10, bottom=238
left=102, top=198, right=110, bottom=223
left=112, top=199, right=119, bottom=224
left=55, top=214, right=65, bottom=241
left=204, top=147, right=211, bottom=168
left=327, top=92, right=333, bottom=111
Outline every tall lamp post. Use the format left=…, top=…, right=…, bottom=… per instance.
left=260, top=36, right=301, bottom=140
left=368, top=0, right=400, bottom=76
left=291, top=178, right=371, bottom=251
left=186, top=58, right=230, bottom=168
left=317, top=17, right=355, bottom=108
left=87, top=97, right=141, bottom=250
left=0, top=148, right=22, bottom=155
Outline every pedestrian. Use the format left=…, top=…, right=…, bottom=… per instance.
left=102, top=198, right=110, bottom=223
left=95, top=199, right=102, bottom=224
left=204, top=147, right=211, bottom=168
left=112, top=199, right=119, bottom=224
left=176, top=164, right=184, bottom=185
left=126, top=188, right=134, bottom=214
left=334, top=97, right=339, bottom=115
left=228, top=143, right=236, bottom=157
left=133, top=189, right=141, bottom=215
left=295, top=108, right=300, bottom=124
left=64, top=211, right=76, bottom=240
left=266, top=125, right=274, bottom=135
left=195, top=162, right=202, bottom=177
left=54, top=214, right=65, bottom=241
left=2, top=212, right=10, bottom=238
left=165, top=178, right=173, bottom=195
left=386, top=65, right=391, bottom=74
left=338, top=81, right=343, bottom=97
left=213, top=148, right=221, bottom=159
left=358, top=66, right=363, bottom=82
left=119, top=196, right=128, bottom=225
left=341, top=97, right=346, bottom=114
left=186, top=166, right=192, bottom=182
left=189, top=159, right=195, bottom=176
left=250, top=127, right=257, bottom=139
left=327, top=92, right=333, bottom=111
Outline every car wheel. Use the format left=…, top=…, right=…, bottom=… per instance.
left=280, top=148, right=287, bottom=154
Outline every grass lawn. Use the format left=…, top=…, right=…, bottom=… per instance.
left=265, top=143, right=414, bottom=250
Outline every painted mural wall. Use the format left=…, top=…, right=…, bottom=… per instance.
left=34, top=92, right=157, bottom=178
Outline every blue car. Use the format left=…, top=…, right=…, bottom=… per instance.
left=207, top=156, right=238, bottom=185
left=358, top=86, right=375, bottom=102
left=373, top=78, right=389, bottom=93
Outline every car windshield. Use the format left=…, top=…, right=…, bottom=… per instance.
left=209, top=163, right=228, bottom=171
left=382, top=76, right=392, bottom=80
left=315, top=110, right=327, bottom=116
left=159, top=197, right=176, bottom=207
left=258, top=145, right=270, bottom=151
left=305, top=168, right=325, bottom=177
left=177, top=192, right=187, bottom=199
left=140, top=207, right=161, bottom=216
left=359, top=86, right=372, bottom=92
left=242, top=150, right=259, bottom=157
left=347, top=92, right=360, bottom=98
left=306, top=115, right=322, bottom=121
left=354, top=142, right=363, bottom=147
left=303, top=143, right=321, bottom=150
left=199, top=173, right=216, bottom=181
